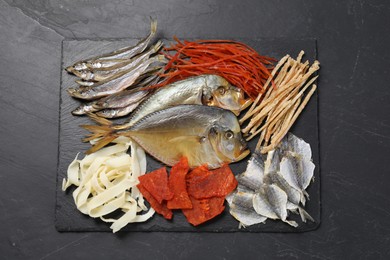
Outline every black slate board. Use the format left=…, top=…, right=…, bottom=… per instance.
left=55, top=38, right=320, bottom=232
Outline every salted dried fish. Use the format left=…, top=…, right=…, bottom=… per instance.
left=86, top=58, right=136, bottom=71
left=116, top=74, right=249, bottom=131
left=264, top=172, right=313, bottom=222
left=93, top=89, right=149, bottom=110
left=228, top=133, right=315, bottom=227
left=75, top=80, right=95, bottom=87
left=95, top=101, right=142, bottom=119
left=228, top=191, right=267, bottom=226
left=83, top=105, right=249, bottom=169
left=72, top=101, right=100, bottom=116
left=73, top=41, right=163, bottom=82
left=253, top=184, right=298, bottom=227
left=66, top=19, right=157, bottom=73
left=67, top=55, right=165, bottom=100
left=235, top=151, right=265, bottom=192
left=279, top=152, right=315, bottom=206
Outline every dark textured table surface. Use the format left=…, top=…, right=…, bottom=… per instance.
left=1, top=0, right=389, bottom=259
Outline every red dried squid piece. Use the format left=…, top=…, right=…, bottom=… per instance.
left=187, top=164, right=238, bottom=199
left=137, top=183, right=173, bottom=220
left=138, top=167, right=173, bottom=204
left=186, top=164, right=212, bottom=184
left=182, top=196, right=225, bottom=226
left=167, top=157, right=192, bottom=210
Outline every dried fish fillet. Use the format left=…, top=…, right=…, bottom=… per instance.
left=279, top=153, right=315, bottom=206
left=228, top=132, right=315, bottom=227
left=235, top=151, right=265, bottom=192
left=228, top=191, right=267, bottom=226
left=253, top=184, right=298, bottom=227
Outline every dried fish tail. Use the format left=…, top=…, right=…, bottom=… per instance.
left=81, top=114, right=120, bottom=154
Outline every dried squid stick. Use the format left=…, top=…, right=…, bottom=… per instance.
left=262, top=85, right=317, bottom=153
left=240, top=50, right=320, bottom=153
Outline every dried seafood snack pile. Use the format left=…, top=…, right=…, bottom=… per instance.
left=227, top=133, right=315, bottom=227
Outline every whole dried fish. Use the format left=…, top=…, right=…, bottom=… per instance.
left=71, top=101, right=100, bottom=116
left=66, top=18, right=157, bottom=73
left=75, top=80, right=95, bottom=87
left=67, top=55, right=165, bottom=100
left=83, top=105, right=250, bottom=169
left=115, top=74, right=250, bottom=131
left=93, top=89, right=150, bottom=110
left=86, top=58, right=136, bottom=72
left=95, top=102, right=142, bottom=118
left=73, top=41, right=163, bottom=82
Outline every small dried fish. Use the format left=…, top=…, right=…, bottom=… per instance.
left=71, top=101, right=99, bottom=115
left=73, top=41, right=163, bottom=82
left=75, top=80, right=95, bottom=87
left=95, top=102, right=142, bottom=118
left=93, top=89, right=150, bottom=110
left=67, top=55, right=165, bottom=100
left=66, top=18, right=157, bottom=73
left=85, top=58, right=135, bottom=71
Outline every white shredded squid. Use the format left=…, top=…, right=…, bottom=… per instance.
left=62, top=137, right=154, bottom=233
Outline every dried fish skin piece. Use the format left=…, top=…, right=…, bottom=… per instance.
left=263, top=171, right=301, bottom=206
left=228, top=191, right=267, bottom=227
left=253, top=184, right=298, bottom=227
left=264, top=172, right=314, bottom=223
left=279, top=153, right=315, bottom=206
left=285, top=133, right=312, bottom=161
left=264, top=149, right=282, bottom=175
left=236, top=151, right=266, bottom=192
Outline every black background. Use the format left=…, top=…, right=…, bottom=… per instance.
left=1, top=0, right=389, bottom=259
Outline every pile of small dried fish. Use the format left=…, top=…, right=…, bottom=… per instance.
left=227, top=133, right=315, bottom=227
left=65, top=19, right=167, bottom=118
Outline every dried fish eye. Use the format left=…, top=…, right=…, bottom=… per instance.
left=217, top=86, right=225, bottom=95
left=225, top=130, right=234, bottom=139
